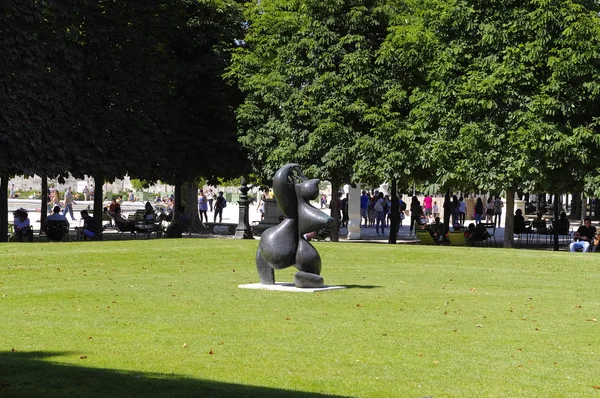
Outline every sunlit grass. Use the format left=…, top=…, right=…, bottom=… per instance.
left=1, top=239, right=599, bottom=397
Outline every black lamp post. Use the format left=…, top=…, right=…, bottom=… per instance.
left=234, top=176, right=254, bottom=239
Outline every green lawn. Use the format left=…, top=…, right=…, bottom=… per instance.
left=1, top=239, right=599, bottom=397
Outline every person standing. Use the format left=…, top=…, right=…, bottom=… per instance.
left=451, top=195, right=460, bottom=227
left=257, top=190, right=267, bottom=221
left=458, top=197, right=467, bottom=225
left=320, top=193, right=328, bottom=209
left=62, top=186, right=77, bottom=221
left=83, top=185, right=91, bottom=201
left=398, top=195, right=406, bottom=228
left=360, top=190, right=369, bottom=227
left=198, top=190, right=208, bottom=223
left=207, top=189, right=215, bottom=212
left=485, top=197, right=494, bottom=223
left=373, top=192, right=386, bottom=235
left=423, top=194, right=433, bottom=218
left=213, top=191, right=226, bottom=223
left=9, top=184, right=15, bottom=199
left=474, top=197, right=484, bottom=224
left=341, top=194, right=349, bottom=227
left=493, top=196, right=504, bottom=228
left=409, top=196, right=422, bottom=236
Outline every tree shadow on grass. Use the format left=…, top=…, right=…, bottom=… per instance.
left=0, top=351, right=348, bottom=398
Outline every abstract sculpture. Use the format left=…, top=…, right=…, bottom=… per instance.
left=255, top=164, right=334, bottom=288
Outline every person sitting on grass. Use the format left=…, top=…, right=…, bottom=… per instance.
left=569, top=217, right=596, bottom=253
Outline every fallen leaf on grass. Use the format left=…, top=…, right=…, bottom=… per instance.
left=80, top=355, right=87, bottom=359
left=593, top=386, right=600, bottom=389
left=586, top=318, right=598, bottom=322
left=433, top=360, right=440, bottom=364
left=11, top=348, right=15, bottom=352
left=208, top=350, right=214, bottom=355
left=285, top=317, right=291, bottom=320
left=182, top=343, right=188, bottom=348
left=470, top=288, right=477, bottom=292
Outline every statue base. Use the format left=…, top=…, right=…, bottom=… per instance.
left=238, top=282, right=346, bottom=293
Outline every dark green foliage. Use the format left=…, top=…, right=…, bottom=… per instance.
left=228, top=0, right=412, bottom=186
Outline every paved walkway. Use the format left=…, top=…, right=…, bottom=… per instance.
left=6, top=199, right=578, bottom=249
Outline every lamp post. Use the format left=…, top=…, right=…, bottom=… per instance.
left=234, top=176, right=254, bottom=239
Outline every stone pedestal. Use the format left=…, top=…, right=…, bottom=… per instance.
left=263, top=198, right=283, bottom=224
left=347, top=185, right=362, bottom=240
left=253, top=198, right=284, bottom=234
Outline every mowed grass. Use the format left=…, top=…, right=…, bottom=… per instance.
left=1, top=239, right=600, bottom=397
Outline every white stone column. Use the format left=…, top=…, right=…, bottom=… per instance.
left=347, top=185, right=362, bottom=240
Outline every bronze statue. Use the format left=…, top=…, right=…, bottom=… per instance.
left=255, top=164, right=334, bottom=288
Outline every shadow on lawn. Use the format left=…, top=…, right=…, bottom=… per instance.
left=0, top=351, right=348, bottom=397
left=341, top=285, right=381, bottom=289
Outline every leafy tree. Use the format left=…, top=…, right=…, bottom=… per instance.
left=228, top=0, right=414, bottom=240
left=399, top=0, right=600, bottom=247
left=155, top=0, right=247, bottom=229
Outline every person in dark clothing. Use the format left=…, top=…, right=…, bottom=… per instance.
left=569, top=217, right=596, bottom=252
left=409, top=196, right=422, bottom=236
left=214, top=191, right=227, bottom=223
left=513, top=209, right=532, bottom=234
left=79, top=209, right=99, bottom=239
left=474, top=197, right=484, bottom=224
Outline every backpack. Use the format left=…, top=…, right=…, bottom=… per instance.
left=400, top=200, right=407, bottom=211
left=220, top=196, right=227, bottom=208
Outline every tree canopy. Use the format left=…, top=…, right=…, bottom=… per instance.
left=228, top=0, right=419, bottom=187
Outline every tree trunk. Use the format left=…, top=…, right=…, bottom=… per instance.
left=443, top=189, right=451, bottom=236
left=0, top=172, right=8, bottom=242
left=570, top=192, right=581, bottom=219
left=173, top=180, right=182, bottom=223
left=182, top=177, right=203, bottom=232
left=553, top=192, right=559, bottom=251
left=503, top=188, right=515, bottom=248
left=388, top=179, right=397, bottom=244
left=581, top=193, right=587, bottom=223
left=93, top=173, right=104, bottom=239
left=40, top=175, right=48, bottom=235
left=329, top=181, right=340, bottom=242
